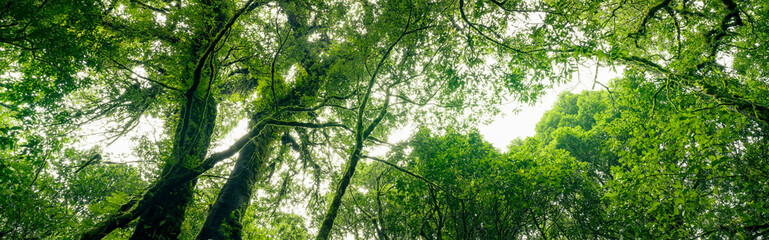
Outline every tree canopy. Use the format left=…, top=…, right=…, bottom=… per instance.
left=0, top=0, right=767, bottom=239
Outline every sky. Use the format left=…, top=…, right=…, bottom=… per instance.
left=480, top=64, right=622, bottom=150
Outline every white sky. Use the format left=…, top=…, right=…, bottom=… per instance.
left=480, top=63, right=622, bottom=150
left=383, top=62, right=622, bottom=153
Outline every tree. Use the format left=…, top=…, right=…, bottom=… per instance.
left=3, top=0, right=768, bottom=239
left=78, top=0, right=263, bottom=238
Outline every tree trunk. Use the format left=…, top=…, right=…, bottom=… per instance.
left=130, top=96, right=217, bottom=240
left=196, top=124, right=278, bottom=240
left=129, top=180, right=197, bottom=240
left=194, top=18, right=333, bottom=234
left=80, top=1, right=253, bottom=238
left=194, top=76, right=324, bottom=238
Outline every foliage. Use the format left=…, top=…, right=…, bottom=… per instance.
left=1, top=0, right=768, bottom=239
left=338, top=73, right=768, bottom=239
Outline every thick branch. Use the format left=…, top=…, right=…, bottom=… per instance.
left=129, top=0, right=169, bottom=14
left=99, top=18, right=181, bottom=44
left=266, top=119, right=352, bottom=132
left=363, top=155, right=439, bottom=189
left=633, top=0, right=672, bottom=37
left=178, top=0, right=259, bottom=156
left=107, top=57, right=183, bottom=93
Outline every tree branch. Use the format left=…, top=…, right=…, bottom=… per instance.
left=107, top=57, right=183, bottom=93
left=266, top=119, right=352, bottom=132
left=129, top=0, right=169, bottom=14
left=459, top=0, right=527, bottom=54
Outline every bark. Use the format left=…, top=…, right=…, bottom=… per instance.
left=194, top=1, right=335, bottom=232
left=129, top=180, right=197, bottom=240
left=130, top=96, right=217, bottom=240
left=194, top=58, right=331, bottom=238
left=80, top=200, right=143, bottom=240
left=196, top=124, right=278, bottom=240
left=315, top=146, right=365, bottom=240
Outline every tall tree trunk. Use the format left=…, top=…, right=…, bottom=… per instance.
left=79, top=95, right=273, bottom=240
left=130, top=96, right=218, bottom=239
left=315, top=147, right=364, bottom=240
left=194, top=13, right=333, bottom=233
left=194, top=76, right=324, bottom=238
left=196, top=123, right=278, bottom=240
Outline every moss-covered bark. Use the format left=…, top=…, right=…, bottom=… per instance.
left=196, top=123, right=278, bottom=240
left=130, top=96, right=217, bottom=240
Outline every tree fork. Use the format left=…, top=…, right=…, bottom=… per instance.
left=79, top=106, right=275, bottom=240
left=194, top=56, right=333, bottom=238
